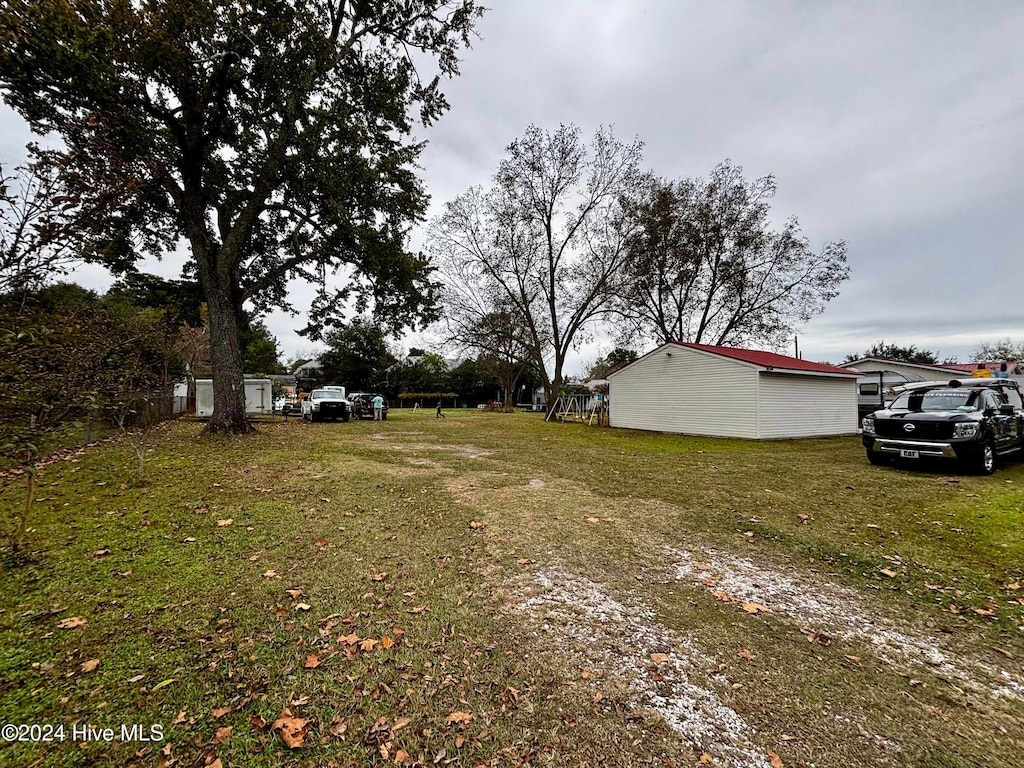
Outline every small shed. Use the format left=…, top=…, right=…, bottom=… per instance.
left=607, top=342, right=859, bottom=439
left=195, top=378, right=274, bottom=418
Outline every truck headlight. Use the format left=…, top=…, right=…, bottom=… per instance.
left=861, top=417, right=875, bottom=435
left=953, top=422, right=978, bottom=438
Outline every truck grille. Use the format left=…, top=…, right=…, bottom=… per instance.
left=875, top=420, right=954, bottom=440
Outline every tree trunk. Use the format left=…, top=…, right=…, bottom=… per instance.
left=201, top=269, right=252, bottom=435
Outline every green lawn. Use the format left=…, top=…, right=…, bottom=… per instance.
left=1, top=411, right=1022, bottom=767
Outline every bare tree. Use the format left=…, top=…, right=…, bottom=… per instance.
left=617, top=161, right=849, bottom=350
left=428, top=124, right=643, bottom=411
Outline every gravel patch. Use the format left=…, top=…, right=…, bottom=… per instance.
left=668, top=546, right=1023, bottom=702
left=517, top=568, right=775, bottom=768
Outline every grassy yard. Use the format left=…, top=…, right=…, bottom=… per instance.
left=1, top=410, right=1022, bottom=768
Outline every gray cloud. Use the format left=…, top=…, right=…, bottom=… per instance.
left=3, top=0, right=1021, bottom=368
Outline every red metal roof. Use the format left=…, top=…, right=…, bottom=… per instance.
left=673, top=342, right=858, bottom=375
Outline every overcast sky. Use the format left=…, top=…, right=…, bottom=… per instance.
left=4, top=1, right=1022, bottom=372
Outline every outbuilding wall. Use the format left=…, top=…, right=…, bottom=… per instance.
left=609, top=347, right=759, bottom=438
left=756, top=373, right=858, bottom=438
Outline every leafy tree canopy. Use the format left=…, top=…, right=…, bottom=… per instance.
left=317, top=317, right=396, bottom=391
left=0, top=0, right=483, bottom=432
left=971, top=339, right=1024, bottom=363
left=843, top=341, right=939, bottom=366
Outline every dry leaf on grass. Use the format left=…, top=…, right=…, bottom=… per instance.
left=737, top=648, right=757, bottom=660
left=211, top=706, right=232, bottom=719
left=80, top=658, right=100, bottom=673
left=216, top=518, right=233, bottom=526
left=650, top=653, right=670, bottom=663
left=213, top=725, right=232, bottom=744
left=58, top=616, right=86, bottom=630
left=741, top=602, right=767, bottom=614
left=468, top=521, right=486, bottom=530
left=880, top=568, right=898, bottom=578
left=304, top=654, right=322, bottom=669
left=272, top=710, right=310, bottom=749
left=445, top=711, right=473, bottom=725
left=768, top=750, right=785, bottom=768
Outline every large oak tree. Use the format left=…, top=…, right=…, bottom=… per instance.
left=0, top=0, right=483, bottom=432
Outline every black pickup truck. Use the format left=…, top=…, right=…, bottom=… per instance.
left=861, top=378, right=1024, bottom=474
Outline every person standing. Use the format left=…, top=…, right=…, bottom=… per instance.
left=435, top=399, right=445, bottom=419
left=995, top=362, right=1010, bottom=379
left=372, top=394, right=384, bottom=420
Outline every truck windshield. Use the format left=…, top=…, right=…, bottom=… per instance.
left=312, top=391, right=345, bottom=400
left=890, top=389, right=978, bottom=412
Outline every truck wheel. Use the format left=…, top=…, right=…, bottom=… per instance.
left=342, top=412, right=350, bottom=422
left=866, top=449, right=888, bottom=466
left=974, top=441, right=996, bottom=475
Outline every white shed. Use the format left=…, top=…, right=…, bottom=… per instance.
left=607, top=342, right=859, bottom=439
left=194, top=378, right=274, bottom=418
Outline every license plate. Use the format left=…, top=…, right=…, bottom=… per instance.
left=900, top=449, right=920, bottom=459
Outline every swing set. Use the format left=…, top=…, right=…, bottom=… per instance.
left=545, top=393, right=607, bottom=426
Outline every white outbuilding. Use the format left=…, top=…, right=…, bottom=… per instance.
left=607, top=342, right=859, bottom=439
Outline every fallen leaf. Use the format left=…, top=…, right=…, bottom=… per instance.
left=250, top=713, right=269, bottom=730
left=80, top=658, right=100, bottom=673
left=217, top=518, right=233, bottom=527
left=213, top=725, right=232, bottom=744
left=650, top=653, right=670, bottom=663
left=408, top=605, right=428, bottom=614
left=455, top=735, right=466, bottom=748
left=263, top=570, right=278, bottom=579
left=392, top=716, right=412, bottom=732
left=93, top=548, right=110, bottom=557
left=58, top=616, right=86, bottom=630
left=315, top=538, right=329, bottom=547
left=359, top=638, right=378, bottom=652
left=371, top=572, right=388, bottom=581
left=286, top=588, right=304, bottom=599
left=586, top=516, right=600, bottom=524
left=468, top=521, right=486, bottom=529
left=880, top=568, right=898, bottom=578
left=172, top=709, right=187, bottom=725
left=272, top=710, right=310, bottom=749
left=699, top=755, right=714, bottom=764
left=741, top=602, right=767, bottom=614
left=211, top=706, right=232, bottom=719
left=341, top=633, right=360, bottom=645
left=737, top=648, right=757, bottom=660
left=844, top=655, right=862, bottom=664
left=304, top=654, right=322, bottom=669
left=128, top=674, right=145, bottom=683
left=329, top=717, right=347, bottom=738
left=183, top=537, right=196, bottom=543
left=445, top=711, right=473, bottom=725
left=768, top=750, right=785, bottom=768
left=1007, top=582, right=1021, bottom=591
left=208, top=760, right=223, bottom=768
left=152, top=678, right=176, bottom=691
left=294, top=603, right=312, bottom=611
left=992, top=646, right=1014, bottom=659
left=381, top=635, right=395, bottom=649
